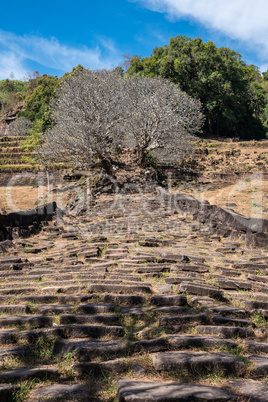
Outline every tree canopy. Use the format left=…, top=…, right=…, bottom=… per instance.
left=40, top=70, right=203, bottom=173
left=127, top=35, right=267, bottom=139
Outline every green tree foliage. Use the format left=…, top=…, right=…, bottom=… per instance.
left=61, top=64, right=86, bottom=81
left=18, top=75, right=60, bottom=131
left=20, top=119, right=44, bottom=151
left=0, top=79, right=29, bottom=114
left=127, top=35, right=267, bottom=139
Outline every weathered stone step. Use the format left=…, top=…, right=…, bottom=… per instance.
left=0, top=257, right=22, bottom=265
left=18, top=327, right=66, bottom=342
left=105, top=248, right=128, bottom=255
left=0, top=287, right=37, bottom=295
left=53, top=339, right=127, bottom=361
left=0, top=384, right=20, bottom=402
left=40, top=279, right=86, bottom=287
left=152, top=351, right=245, bottom=375
left=23, top=247, right=43, bottom=254
left=172, top=264, right=209, bottom=273
left=33, top=304, right=75, bottom=314
left=0, top=345, right=29, bottom=358
left=117, top=379, right=238, bottom=401
left=1, top=273, right=73, bottom=282
left=76, top=302, right=115, bottom=314
left=73, top=359, right=125, bottom=375
left=196, top=325, right=255, bottom=338
left=159, top=314, right=207, bottom=326
left=88, top=284, right=152, bottom=294
left=212, top=315, right=255, bottom=327
left=244, top=340, right=268, bottom=353
left=165, top=275, right=200, bottom=284
left=218, top=267, right=242, bottom=277
left=167, top=335, right=237, bottom=350
left=247, top=274, right=268, bottom=283
left=92, top=261, right=117, bottom=270
left=0, top=282, right=37, bottom=289
left=245, top=300, right=268, bottom=310
left=79, top=248, right=100, bottom=258
left=226, top=379, right=268, bottom=402
left=29, top=384, right=85, bottom=400
left=105, top=253, right=129, bottom=260
left=103, top=294, right=145, bottom=305
left=0, top=366, right=58, bottom=380
left=0, top=315, right=53, bottom=328
left=154, top=306, right=191, bottom=315
left=132, top=338, right=169, bottom=353
left=66, top=324, right=124, bottom=338
left=60, top=314, right=119, bottom=325
left=191, top=296, right=215, bottom=306
left=233, top=262, right=268, bottom=269
left=106, top=274, right=142, bottom=282
left=134, top=266, right=170, bottom=274
left=41, top=285, right=84, bottom=294
left=249, top=355, right=268, bottom=377
left=216, top=278, right=252, bottom=291
left=200, top=306, right=250, bottom=318
left=178, top=282, right=223, bottom=299
left=0, top=330, right=17, bottom=344
left=151, top=295, right=187, bottom=306
left=0, top=304, right=28, bottom=314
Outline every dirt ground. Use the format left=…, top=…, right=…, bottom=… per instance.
left=175, top=178, right=268, bottom=219
left=0, top=139, right=267, bottom=216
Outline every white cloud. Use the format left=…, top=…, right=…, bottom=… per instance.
left=134, top=0, right=268, bottom=58
left=0, top=51, right=27, bottom=80
left=0, top=30, right=122, bottom=80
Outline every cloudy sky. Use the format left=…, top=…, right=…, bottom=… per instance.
left=0, top=0, right=267, bottom=80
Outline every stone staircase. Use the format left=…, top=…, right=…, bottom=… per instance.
left=0, top=193, right=267, bottom=401
left=0, top=136, right=38, bottom=172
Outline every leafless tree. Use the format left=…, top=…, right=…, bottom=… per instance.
left=40, top=69, right=130, bottom=175
left=125, top=76, right=204, bottom=166
left=40, top=70, right=204, bottom=174
left=9, top=117, right=32, bottom=136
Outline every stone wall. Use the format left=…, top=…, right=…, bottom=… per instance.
left=0, top=202, right=57, bottom=240
left=161, top=190, right=268, bottom=248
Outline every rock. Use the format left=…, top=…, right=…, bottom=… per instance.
left=0, top=384, right=20, bottom=402
left=88, top=284, right=152, bottom=294
left=67, top=324, right=124, bottom=338
left=118, top=379, right=238, bottom=401
left=167, top=335, right=237, bottom=350
left=211, top=315, right=255, bottom=327
left=0, top=346, right=29, bottom=358
left=73, top=359, right=125, bottom=375
left=178, top=283, right=223, bottom=299
left=133, top=364, right=146, bottom=375
left=60, top=313, right=119, bottom=325
left=152, top=351, right=245, bottom=376
left=53, top=339, right=127, bottom=361
left=103, top=294, right=145, bottom=305
left=133, top=338, right=169, bottom=353
left=196, top=325, right=255, bottom=338
left=151, top=295, right=187, bottom=306
left=249, top=355, right=268, bottom=377
left=0, top=366, right=58, bottom=380
left=244, top=341, right=268, bottom=354
left=227, top=379, right=268, bottom=402
left=30, top=384, right=85, bottom=398
left=76, top=302, right=114, bottom=314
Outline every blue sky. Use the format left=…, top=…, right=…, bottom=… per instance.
left=0, top=0, right=267, bottom=80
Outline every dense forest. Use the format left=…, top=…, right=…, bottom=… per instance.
left=0, top=35, right=268, bottom=149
